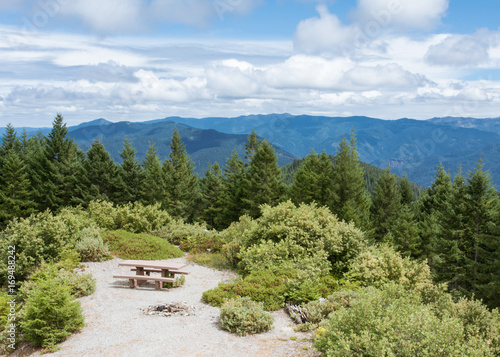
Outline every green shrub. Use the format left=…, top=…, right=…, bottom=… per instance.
left=219, top=215, right=258, bottom=266
left=21, top=263, right=96, bottom=299
left=203, top=270, right=291, bottom=311
left=56, top=206, right=99, bottom=242
left=75, top=227, right=112, bottom=262
left=151, top=220, right=222, bottom=253
left=57, top=270, right=96, bottom=298
left=219, top=202, right=366, bottom=276
left=238, top=238, right=331, bottom=277
left=301, top=290, right=361, bottom=325
left=346, top=244, right=443, bottom=301
left=220, top=297, right=274, bottom=336
left=20, top=276, right=85, bottom=352
left=314, top=283, right=496, bottom=356
left=0, top=211, right=75, bottom=284
left=165, top=275, right=186, bottom=289
left=114, top=202, right=172, bottom=233
left=86, top=200, right=117, bottom=230
left=102, top=229, right=183, bottom=260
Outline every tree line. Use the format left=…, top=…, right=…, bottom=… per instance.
left=0, top=114, right=499, bottom=308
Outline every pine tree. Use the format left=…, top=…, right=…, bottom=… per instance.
left=219, top=150, right=246, bottom=228
left=0, top=148, right=35, bottom=227
left=399, top=174, right=415, bottom=206
left=331, top=130, right=370, bottom=227
left=370, top=167, right=401, bottom=242
left=141, top=140, right=165, bottom=206
left=162, top=128, right=198, bottom=220
left=83, top=139, right=118, bottom=203
left=199, top=162, right=225, bottom=229
left=114, top=138, right=144, bottom=204
left=34, top=114, right=86, bottom=211
left=464, top=159, right=499, bottom=301
left=244, top=130, right=261, bottom=165
left=243, top=140, right=285, bottom=218
left=289, top=150, right=335, bottom=208
left=390, top=204, right=421, bottom=257
left=432, top=169, right=470, bottom=292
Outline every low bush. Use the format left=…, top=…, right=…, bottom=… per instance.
left=57, top=270, right=96, bottom=298
left=0, top=210, right=76, bottom=284
left=114, top=202, right=172, bottom=233
left=102, top=229, right=183, bottom=260
left=75, top=227, right=112, bottom=262
left=314, top=283, right=499, bottom=356
left=165, top=275, right=185, bottom=289
left=20, top=276, right=85, bottom=352
left=203, top=270, right=291, bottom=311
left=86, top=200, right=117, bottom=230
left=151, top=220, right=222, bottom=253
left=301, top=290, right=361, bottom=326
left=346, top=244, right=444, bottom=302
left=220, top=297, right=274, bottom=336
left=237, top=238, right=331, bottom=277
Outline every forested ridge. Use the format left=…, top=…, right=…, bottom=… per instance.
left=1, top=114, right=500, bottom=355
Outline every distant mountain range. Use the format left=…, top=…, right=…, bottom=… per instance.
left=3, top=114, right=500, bottom=187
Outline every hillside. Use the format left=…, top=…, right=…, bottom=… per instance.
left=66, top=120, right=296, bottom=173
left=166, top=114, right=500, bottom=187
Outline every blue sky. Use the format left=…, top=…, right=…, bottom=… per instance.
left=1, top=0, right=500, bottom=127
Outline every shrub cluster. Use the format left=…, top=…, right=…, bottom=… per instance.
left=220, top=297, right=274, bottom=336
left=314, top=283, right=500, bottom=356
left=151, top=220, right=222, bottom=253
left=218, top=201, right=366, bottom=277
left=74, top=227, right=112, bottom=262
left=0, top=210, right=94, bottom=284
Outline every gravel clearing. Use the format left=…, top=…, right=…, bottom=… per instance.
left=26, top=256, right=320, bottom=357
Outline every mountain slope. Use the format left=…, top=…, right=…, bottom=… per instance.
left=67, top=120, right=297, bottom=173
left=167, top=114, right=500, bottom=187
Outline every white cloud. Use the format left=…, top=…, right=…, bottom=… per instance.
left=294, top=5, right=356, bottom=55
left=425, top=31, right=496, bottom=67
left=353, top=0, right=449, bottom=31
left=294, top=1, right=449, bottom=56
left=57, top=0, right=261, bottom=33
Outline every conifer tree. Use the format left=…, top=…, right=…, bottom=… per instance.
left=370, top=168, right=401, bottom=242
left=399, top=174, right=415, bottom=206
left=464, top=160, right=499, bottom=300
left=390, top=204, right=421, bottom=257
left=431, top=169, right=469, bottom=292
left=219, top=149, right=246, bottom=228
left=199, top=162, right=225, bottom=229
left=83, top=139, right=118, bottom=203
left=34, top=114, right=86, bottom=211
left=244, top=129, right=261, bottom=165
left=289, top=150, right=334, bottom=208
left=243, top=140, right=285, bottom=218
left=141, top=140, right=165, bottom=206
left=331, top=130, right=370, bottom=227
left=162, top=128, right=198, bottom=220
left=0, top=145, right=35, bottom=227
left=114, top=138, right=144, bottom=204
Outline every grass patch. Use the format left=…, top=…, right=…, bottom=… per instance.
left=187, top=252, right=233, bottom=271
left=102, top=229, right=183, bottom=260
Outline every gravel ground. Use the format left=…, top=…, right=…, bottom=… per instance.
left=24, top=256, right=320, bottom=357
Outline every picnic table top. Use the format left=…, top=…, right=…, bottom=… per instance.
left=118, top=260, right=187, bottom=270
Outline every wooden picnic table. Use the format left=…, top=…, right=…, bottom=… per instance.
left=114, top=260, right=189, bottom=290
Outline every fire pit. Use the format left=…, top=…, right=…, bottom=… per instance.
left=142, top=302, right=195, bottom=317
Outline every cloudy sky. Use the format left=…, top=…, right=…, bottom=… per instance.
left=1, top=0, right=500, bottom=127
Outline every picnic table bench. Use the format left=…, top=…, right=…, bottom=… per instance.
left=113, top=260, right=189, bottom=290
